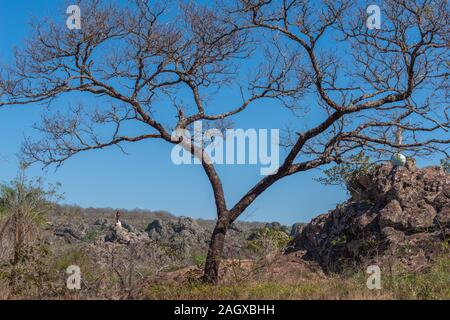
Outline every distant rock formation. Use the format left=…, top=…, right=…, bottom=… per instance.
left=105, top=223, right=149, bottom=244
left=145, top=217, right=246, bottom=261
left=53, top=223, right=88, bottom=243
left=288, top=160, right=449, bottom=273
left=290, top=223, right=306, bottom=238
left=48, top=204, right=300, bottom=268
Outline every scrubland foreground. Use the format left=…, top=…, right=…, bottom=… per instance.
left=0, top=161, right=449, bottom=300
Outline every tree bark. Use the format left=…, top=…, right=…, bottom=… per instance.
left=203, top=218, right=229, bottom=284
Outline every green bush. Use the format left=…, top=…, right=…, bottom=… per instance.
left=246, top=227, right=291, bottom=255
left=192, top=252, right=207, bottom=268
left=316, top=152, right=377, bottom=195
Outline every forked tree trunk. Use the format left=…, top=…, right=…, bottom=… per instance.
left=203, top=218, right=229, bottom=284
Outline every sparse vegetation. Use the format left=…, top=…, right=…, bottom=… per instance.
left=441, top=158, right=450, bottom=174
left=144, top=256, right=450, bottom=300
left=192, top=252, right=208, bottom=269
left=0, top=170, right=61, bottom=296
left=331, top=235, right=347, bottom=247
left=0, top=165, right=448, bottom=300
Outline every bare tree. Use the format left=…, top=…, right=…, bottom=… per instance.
left=0, top=0, right=449, bottom=283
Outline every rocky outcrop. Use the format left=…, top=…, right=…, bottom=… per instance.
left=290, top=223, right=306, bottom=237
left=289, top=161, right=449, bottom=273
left=145, top=217, right=294, bottom=261
left=52, top=218, right=149, bottom=245
left=53, top=223, right=89, bottom=243
left=48, top=206, right=298, bottom=269
left=264, top=222, right=291, bottom=234
left=146, top=217, right=210, bottom=253
left=146, top=217, right=207, bottom=243
left=145, top=217, right=210, bottom=258
left=105, top=224, right=149, bottom=244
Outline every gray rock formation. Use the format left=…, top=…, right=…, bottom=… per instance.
left=48, top=205, right=301, bottom=268
left=105, top=224, right=149, bottom=244
left=53, top=223, right=88, bottom=243
left=290, top=223, right=306, bottom=237
left=145, top=217, right=211, bottom=260
left=288, top=160, right=449, bottom=273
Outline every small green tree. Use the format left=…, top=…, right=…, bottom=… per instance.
left=0, top=169, right=60, bottom=294
left=316, top=152, right=376, bottom=196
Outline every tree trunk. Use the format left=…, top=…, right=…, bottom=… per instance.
left=203, top=219, right=229, bottom=284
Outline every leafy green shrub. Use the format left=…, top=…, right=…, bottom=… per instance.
left=246, top=227, right=291, bottom=256
left=316, top=152, right=377, bottom=196
left=192, top=252, right=207, bottom=268
left=0, top=170, right=62, bottom=297
left=331, top=234, right=347, bottom=247
left=441, top=158, right=450, bottom=173
left=53, top=247, right=91, bottom=271
left=83, top=229, right=103, bottom=242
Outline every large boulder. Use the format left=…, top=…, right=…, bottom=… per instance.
left=288, top=162, right=449, bottom=273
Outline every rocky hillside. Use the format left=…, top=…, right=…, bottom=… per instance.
left=1, top=161, right=448, bottom=300
left=44, top=206, right=297, bottom=269
left=287, top=160, right=449, bottom=273
left=40, top=160, right=449, bottom=279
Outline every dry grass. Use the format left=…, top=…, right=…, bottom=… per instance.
left=143, top=257, right=450, bottom=300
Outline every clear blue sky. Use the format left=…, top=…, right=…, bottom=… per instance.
left=0, top=1, right=440, bottom=225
